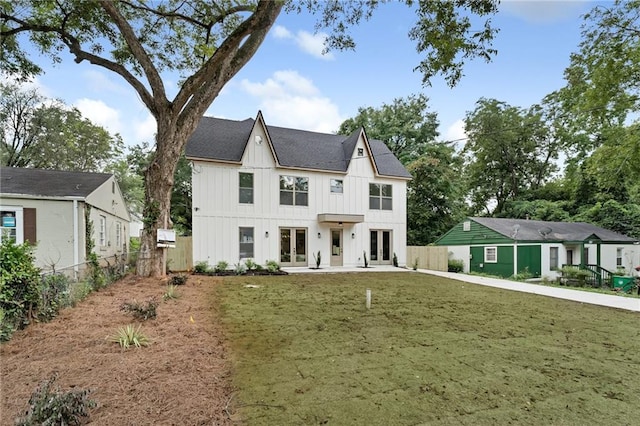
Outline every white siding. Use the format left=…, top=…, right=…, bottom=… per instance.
left=192, top=125, right=409, bottom=268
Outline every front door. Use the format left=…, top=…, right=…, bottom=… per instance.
left=370, top=230, right=392, bottom=265
left=330, top=229, right=343, bottom=266
left=280, top=228, right=307, bottom=266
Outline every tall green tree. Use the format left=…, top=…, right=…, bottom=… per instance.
left=2, top=0, right=499, bottom=276
left=338, top=94, right=439, bottom=164
left=463, top=98, right=563, bottom=215
left=0, top=82, right=123, bottom=171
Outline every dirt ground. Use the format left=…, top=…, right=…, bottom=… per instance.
left=0, top=275, right=234, bottom=425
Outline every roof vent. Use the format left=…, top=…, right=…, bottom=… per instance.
left=538, top=227, right=552, bottom=239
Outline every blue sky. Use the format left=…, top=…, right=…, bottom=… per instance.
left=22, top=1, right=599, bottom=150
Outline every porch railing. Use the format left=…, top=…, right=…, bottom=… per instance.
left=561, top=264, right=613, bottom=288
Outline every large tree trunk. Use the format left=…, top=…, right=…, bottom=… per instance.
left=136, top=117, right=186, bottom=277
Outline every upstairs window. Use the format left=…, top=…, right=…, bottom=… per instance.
left=239, top=172, right=254, bottom=204
left=330, top=179, right=343, bottom=194
left=369, top=183, right=392, bottom=210
left=280, top=176, right=308, bottom=206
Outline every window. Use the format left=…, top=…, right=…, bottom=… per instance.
left=239, top=172, right=254, bottom=204
left=280, top=176, right=308, bottom=206
left=239, top=227, right=254, bottom=259
left=566, top=249, right=574, bottom=265
left=484, top=247, right=497, bottom=263
left=616, top=248, right=623, bottom=267
left=369, top=183, right=392, bottom=210
left=463, top=221, right=471, bottom=231
left=99, top=215, right=106, bottom=247
left=583, top=247, right=589, bottom=265
left=550, top=247, right=559, bottom=270
left=330, top=179, right=343, bottom=194
left=116, top=221, right=122, bottom=249
left=1, top=211, right=17, bottom=243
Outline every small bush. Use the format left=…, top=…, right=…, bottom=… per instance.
left=265, top=260, right=280, bottom=273
left=363, top=251, right=369, bottom=268
left=120, top=298, right=158, bottom=321
left=234, top=262, right=247, bottom=275
left=163, top=285, right=180, bottom=301
left=214, top=260, right=229, bottom=273
left=109, top=324, right=150, bottom=349
left=193, top=261, right=211, bottom=274
left=412, top=258, right=419, bottom=271
left=512, top=267, right=533, bottom=282
left=393, top=252, right=398, bottom=267
left=37, top=274, right=70, bottom=322
left=448, top=259, right=464, bottom=273
left=16, top=373, right=95, bottom=426
left=169, top=274, right=188, bottom=286
left=244, top=258, right=257, bottom=271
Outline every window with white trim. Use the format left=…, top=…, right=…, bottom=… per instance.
left=550, top=247, right=559, bottom=270
left=463, top=221, right=471, bottom=231
left=99, top=215, right=106, bottom=247
left=116, top=221, right=122, bottom=250
left=616, top=248, right=623, bottom=267
left=369, top=183, right=392, bottom=210
left=484, top=247, right=497, bottom=263
left=330, top=179, right=343, bottom=194
left=239, top=172, right=253, bottom=204
left=280, top=176, right=308, bottom=206
left=239, top=227, right=254, bottom=259
left=1, top=211, right=18, bottom=243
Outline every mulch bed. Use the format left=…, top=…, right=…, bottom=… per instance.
left=1, top=275, right=234, bottom=426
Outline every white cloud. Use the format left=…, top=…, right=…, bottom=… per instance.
left=134, top=113, right=157, bottom=143
left=500, top=0, right=588, bottom=24
left=74, top=98, right=124, bottom=136
left=83, top=70, right=128, bottom=94
left=240, top=70, right=344, bottom=133
left=272, top=25, right=334, bottom=60
left=442, top=119, right=467, bottom=148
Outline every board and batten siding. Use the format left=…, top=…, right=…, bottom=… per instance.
left=436, top=219, right=512, bottom=246
left=191, top=123, right=407, bottom=268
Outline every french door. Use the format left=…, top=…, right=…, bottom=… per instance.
left=370, top=230, right=392, bottom=265
left=280, top=228, right=307, bottom=266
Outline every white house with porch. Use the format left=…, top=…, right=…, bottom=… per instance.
left=186, top=111, right=411, bottom=269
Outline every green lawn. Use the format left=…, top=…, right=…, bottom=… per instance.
left=215, top=272, right=640, bottom=425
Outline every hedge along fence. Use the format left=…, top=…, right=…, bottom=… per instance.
left=0, top=239, right=133, bottom=342
left=406, top=246, right=448, bottom=271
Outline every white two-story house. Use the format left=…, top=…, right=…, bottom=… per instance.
left=186, top=112, right=412, bottom=269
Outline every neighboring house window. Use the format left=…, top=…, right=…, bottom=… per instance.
left=239, top=227, right=254, bottom=259
left=116, top=221, right=121, bottom=250
left=484, top=247, right=497, bottom=263
left=239, top=172, right=254, bottom=204
left=99, top=215, right=106, bottom=247
left=616, top=248, right=623, bottom=267
left=0, top=211, right=17, bottom=243
left=369, top=183, right=392, bottom=210
left=280, top=176, right=308, bottom=206
left=463, top=221, right=471, bottom=231
left=330, top=179, right=343, bottom=194
left=550, top=247, right=559, bottom=270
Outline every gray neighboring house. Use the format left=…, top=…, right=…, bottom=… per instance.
left=0, top=167, right=131, bottom=273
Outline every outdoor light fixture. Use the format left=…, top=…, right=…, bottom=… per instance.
left=351, top=233, right=355, bottom=239
left=265, top=231, right=269, bottom=238
left=317, top=232, right=321, bottom=239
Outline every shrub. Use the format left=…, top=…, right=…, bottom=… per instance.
left=86, top=252, right=106, bottom=290
left=169, top=274, right=188, bottom=286
left=234, top=262, right=247, bottom=275
left=0, top=239, right=41, bottom=339
left=244, top=258, right=257, bottom=271
left=412, top=258, right=419, bottom=271
left=16, top=373, right=95, bottom=426
left=512, top=267, right=533, bottom=281
left=193, top=261, right=211, bottom=274
left=109, top=324, right=150, bottom=349
left=120, top=298, right=158, bottom=321
left=393, top=252, right=398, bottom=267
left=448, top=259, right=464, bottom=273
left=265, top=260, right=280, bottom=273
left=214, top=260, right=229, bottom=273
left=363, top=251, right=369, bottom=268
left=36, top=274, right=70, bottom=322
left=163, top=285, right=180, bottom=301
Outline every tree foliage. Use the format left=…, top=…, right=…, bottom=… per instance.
left=1, top=0, right=500, bottom=276
left=338, top=94, right=439, bottom=165
left=0, top=82, right=123, bottom=171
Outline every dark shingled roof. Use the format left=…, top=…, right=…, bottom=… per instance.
left=185, top=115, right=412, bottom=179
left=0, top=167, right=112, bottom=198
left=472, top=217, right=636, bottom=243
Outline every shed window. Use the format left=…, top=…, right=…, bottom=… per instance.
left=463, top=221, right=471, bottom=231
left=484, top=247, right=497, bottom=263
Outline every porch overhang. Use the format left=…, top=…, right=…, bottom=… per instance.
left=317, top=213, right=364, bottom=224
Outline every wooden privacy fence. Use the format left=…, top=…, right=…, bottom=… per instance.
left=167, top=236, right=193, bottom=272
left=406, top=246, right=448, bottom=271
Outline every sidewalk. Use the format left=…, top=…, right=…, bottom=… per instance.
left=420, top=269, right=640, bottom=312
